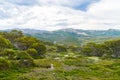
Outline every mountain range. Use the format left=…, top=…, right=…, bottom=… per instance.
left=2, top=28, right=120, bottom=46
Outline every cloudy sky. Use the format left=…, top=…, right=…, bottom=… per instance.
left=0, top=0, right=120, bottom=31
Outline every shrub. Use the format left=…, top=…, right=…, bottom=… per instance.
left=16, top=51, right=32, bottom=60
left=31, top=43, right=46, bottom=56
left=0, top=57, right=11, bottom=70
left=47, top=47, right=57, bottom=52
left=57, top=45, right=67, bottom=52
left=34, top=59, right=51, bottom=68
left=0, top=36, right=12, bottom=50
left=16, top=51, right=34, bottom=67
left=4, top=49, right=16, bottom=59
left=18, top=59, right=34, bottom=67
left=27, top=48, right=37, bottom=59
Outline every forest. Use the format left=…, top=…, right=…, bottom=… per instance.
left=0, top=30, right=120, bottom=80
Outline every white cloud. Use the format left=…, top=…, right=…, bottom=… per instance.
left=85, top=0, right=120, bottom=30
left=0, top=0, right=120, bottom=31
left=88, top=0, right=120, bottom=20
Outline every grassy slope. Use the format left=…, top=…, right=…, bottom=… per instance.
left=1, top=53, right=120, bottom=80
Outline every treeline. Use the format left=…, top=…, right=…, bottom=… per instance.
left=81, top=40, right=120, bottom=58
left=54, top=39, right=120, bottom=59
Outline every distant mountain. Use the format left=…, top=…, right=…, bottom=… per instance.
left=2, top=28, right=120, bottom=46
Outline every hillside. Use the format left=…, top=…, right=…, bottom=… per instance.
left=0, top=30, right=120, bottom=80
left=6, top=28, right=120, bottom=46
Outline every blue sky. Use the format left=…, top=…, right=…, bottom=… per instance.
left=0, top=0, right=120, bottom=31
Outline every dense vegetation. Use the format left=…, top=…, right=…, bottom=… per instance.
left=0, top=30, right=120, bottom=80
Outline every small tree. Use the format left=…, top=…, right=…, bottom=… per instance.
left=27, top=48, right=37, bottom=59
left=16, top=36, right=39, bottom=50
left=81, top=45, right=93, bottom=56
left=17, top=51, right=34, bottom=67
left=0, top=57, right=10, bottom=70
left=4, top=30, right=23, bottom=44
left=18, top=59, right=34, bottom=67
left=4, top=49, right=16, bottom=59
left=31, top=43, right=46, bottom=56
left=0, top=36, right=12, bottom=50
left=104, top=40, right=120, bottom=58
left=68, top=46, right=81, bottom=53
left=16, top=51, right=32, bottom=59
left=57, top=45, right=67, bottom=52
left=81, top=42, right=106, bottom=57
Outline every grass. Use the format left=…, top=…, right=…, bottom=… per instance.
left=0, top=53, right=120, bottom=80
left=0, top=68, right=30, bottom=80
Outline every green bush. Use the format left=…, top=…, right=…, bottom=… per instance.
left=18, top=59, right=34, bottom=67
left=27, top=48, right=37, bottom=59
left=0, top=35, right=13, bottom=50
left=47, top=46, right=57, bottom=52
left=57, top=45, right=67, bottom=52
left=34, top=59, right=51, bottom=68
left=4, top=49, right=16, bottom=59
left=31, top=43, right=46, bottom=56
left=16, top=51, right=34, bottom=67
left=0, top=57, right=11, bottom=70
left=16, top=51, right=33, bottom=60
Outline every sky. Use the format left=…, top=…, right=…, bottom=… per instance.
left=0, top=0, right=120, bottom=31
